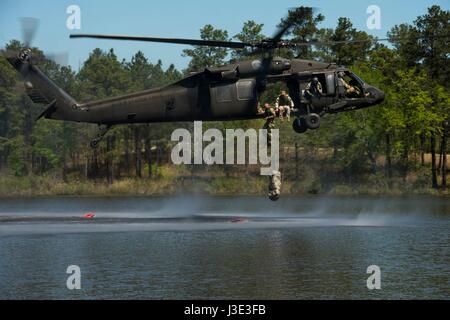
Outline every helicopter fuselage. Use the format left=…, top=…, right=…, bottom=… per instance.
left=64, top=58, right=385, bottom=125
left=8, top=55, right=385, bottom=128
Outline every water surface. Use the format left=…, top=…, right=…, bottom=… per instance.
left=0, top=195, right=448, bottom=299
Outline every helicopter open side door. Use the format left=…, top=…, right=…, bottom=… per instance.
left=295, top=72, right=338, bottom=113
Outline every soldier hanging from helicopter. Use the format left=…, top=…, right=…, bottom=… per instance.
left=258, top=102, right=277, bottom=147
left=257, top=102, right=282, bottom=201
left=268, top=170, right=282, bottom=201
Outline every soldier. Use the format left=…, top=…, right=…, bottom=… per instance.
left=262, top=103, right=276, bottom=147
left=305, top=77, right=323, bottom=99
left=268, top=171, right=282, bottom=201
left=304, top=77, right=323, bottom=116
left=275, top=90, right=295, bottom=122
left=337, top=72, right=361, bottom=97
left=257, top=102, right=263, bottom=115
left=260, top=104, right=282, bottom=201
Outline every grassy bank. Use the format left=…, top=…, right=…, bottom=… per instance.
left=0, top=171, right=448, bottom=198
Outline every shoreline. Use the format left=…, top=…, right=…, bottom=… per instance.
left=0, top=193, right=449, bottom=199
left=0, top=175, right=448, bottom=198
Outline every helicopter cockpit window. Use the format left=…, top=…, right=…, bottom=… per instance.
left=236, top=80, right=255, bottom=101
left=338, top=71, right=364, bottom=98
left=213, top=83, right=233, bottom=103
left=350, top=72, right=365, bottom=85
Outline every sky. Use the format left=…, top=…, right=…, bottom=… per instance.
left=0, top=0, right=448, bottom=71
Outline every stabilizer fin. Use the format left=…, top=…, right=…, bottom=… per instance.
left=36, top=99, right=57, bottom=121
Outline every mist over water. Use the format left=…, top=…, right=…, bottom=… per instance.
left=0, top=195, right=445, bottom=234
left=0, top=195, right=448, bottom=299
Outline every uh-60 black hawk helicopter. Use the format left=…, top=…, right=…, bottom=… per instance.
left=5, top=9, right=386, bottom=149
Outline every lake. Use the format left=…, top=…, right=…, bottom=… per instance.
left=0, top=195, right=448, bottom=299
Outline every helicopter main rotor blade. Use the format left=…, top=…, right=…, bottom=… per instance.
left=70, top=34, right=253, bottom=49
left=256, top=7, right=299, bottom=77
left=20, top=17, right=40, bottom=48
left=70, top=33, right=450, bottom=51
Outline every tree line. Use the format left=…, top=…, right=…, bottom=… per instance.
left=0, top=5, right=448, bottom=193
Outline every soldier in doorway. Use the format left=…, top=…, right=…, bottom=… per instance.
left=275, top=90, right=295, bottom=122
left=305, top=77, right=323, bottom=98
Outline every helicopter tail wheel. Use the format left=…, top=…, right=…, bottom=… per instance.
left=305, top=113, right=321, bottom=130
left=293, top=117, right=308, bottom=134
left=89, top=125, right=111, bottom=149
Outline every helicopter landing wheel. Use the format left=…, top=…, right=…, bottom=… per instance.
left=305, top=113, right=321, bottom=130
left=293, top=117, right=308, bottom=134
left=89, top=125, right=112, bottom=149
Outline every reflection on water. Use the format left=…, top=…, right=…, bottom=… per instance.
left=0, top=196, right=448, bottom=299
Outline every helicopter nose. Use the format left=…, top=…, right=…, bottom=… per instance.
left=377, top=89, right=385, bottom=102
left=365, top=86, right=385, bottom=104
left=374, top=88, right=385, bottom=103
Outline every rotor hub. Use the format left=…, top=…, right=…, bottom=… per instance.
left=18, top=48, right=32, bottom=62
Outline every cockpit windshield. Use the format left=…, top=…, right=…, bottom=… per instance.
left=350, top=72, right=365, bottom=85
left=338, top=71, right=365, bottom=98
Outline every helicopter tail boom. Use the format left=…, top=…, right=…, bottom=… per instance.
left=7, top=54, right=79, bottom=122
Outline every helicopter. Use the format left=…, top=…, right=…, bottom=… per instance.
left=5, top=8, right=387, bottom=149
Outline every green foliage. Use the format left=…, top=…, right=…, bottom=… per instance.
left=78, top=48, right=134, bottom=99
left=232, top=20, right=265, bottom=60
left=280, top=6, right=325, bottom=59
left=389, top=5, right=450, bottom=85
left=329, top=18, right=373, bottom=66
left=6, top=136, right=27, bottom=176
left=182, top=25, right=229, bottom=72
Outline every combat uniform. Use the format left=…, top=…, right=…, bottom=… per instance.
left=305, top=81, right=323, bottom=98
left=262, top=104, right=276, bottom=147
left=268, top=171, right=282, bottom=201
left=338, top=75, right=361, bottom=97
left=275, top=94, right=295, bottom=121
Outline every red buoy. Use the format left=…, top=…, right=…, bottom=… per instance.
left=230, top=217, right=248, bottom=224
left=83, top=212, right=96, bottom=219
